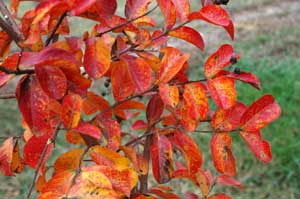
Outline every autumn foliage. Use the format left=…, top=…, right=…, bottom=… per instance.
left=0, top=0, right=281, bottom=198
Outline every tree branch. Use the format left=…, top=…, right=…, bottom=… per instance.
left=25, top=125, right=61, bottom=199
left=0, top=65, right=35, bottom=75
left=45, top=12, right=67, bottom=46
left=0, top=93, right=16, bottom=99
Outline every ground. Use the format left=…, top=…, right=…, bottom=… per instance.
left=0, top=0, right=299, bottom=198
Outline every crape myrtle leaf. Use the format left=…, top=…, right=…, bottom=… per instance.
left=183, top=82, right=208, bottom=121
left=189, top=5, right=231, bottom=27
left=171, top=0, right=190, bottom=22
left=53, top=148, right=84, bottom=174
left=135, top=16, right=156, bottom=27
left=157, top=0, right=176, bottom=30
left=168, top=130, right=202, bottom=174
left=36, top=168, right=47, bottom=193
left=120, top=146, right=140, bottom=173
left=24, top=135, right=53, bottom=168
left=132, top=194, right=158, bottom=199
left=211, top=102, right=247, bottom=132
left=97, top=15, right=139, bottom=33
left=208, top=193, right=232, bottom=199
left=137, top=51, right=160, bottom=72
left=35, top=65, right=67, bottom=100
left=132, top=120, right=148, bottom=130
left=89, top=145, right=131, bottom=169
left=0, top=73, right=14, bottom=89
left=0, top=31, right=12, bottom=58
left=71, top=122, right=102, bottom=141
left=240, top=94, right=281, bottom=132
left=195, top=170, right=211, bottom=198
left=239, top=131, right=272, bottom=163
left=180, top=99, right=200, bottom=132
left=111, top=60, right=135, bottom=101
left=207, top=76, right=236, bottom=109
left=135, top=29, right=151, bottom=49
left=11, top=140, right=25, bottom=174
left=114, top=100, right=146, bottom=120
left=169, top=26, right=205, bottom=51
left=216, top=175, right=244, bottom=190
left=224, top=20, right=235, bottom=40
left=149, top=188, right=181, bottom=199
left=95, top=115, right=121, bottom=151
left=61, top=93, right=83, bottom=129
left=157, top=47, right=190, bottom=84
left=38, top=171, right=75, bottom=199
left=83, top=36, right=111, bottom=79
left=125, top=0, right=152, bottom=19
left=204, top=44, right=236, bottom=78
left=150, top=30, right=168, bottom=48
left=159, top=83, right=179, bottom=108
left=146, top=94, right=164, bottom=125
left=218, top=70, right=261, bottom=90
left=150, top=132, right=174, bottom=184
left=83, top=92, right=111, bottom=115
left=16, top=75, right=53, bottom=136
left=66, top=130, right=85, bottom=145
left=123, top=55, right=153, bottom=93
left=64, top=69, right=92, bottom=97
left=211, top=133, right=236, bottom=176
left=69, top=0, right=97, bottom=16
left=185, top=192, right=199, bottom=199
left=0, top=138, right=14, bottom=176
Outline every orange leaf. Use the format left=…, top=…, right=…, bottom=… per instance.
left=150, top=132, right=174, bottom=183
left=71, top=122, right=102, bottom=141
left=125, top=0, right=152, bottom=20
left=195, top=170, right=211, bottom=198
left=240, top=94, right=281, bottom=132
left=168, top=130, right=202, bottom=174
left=83, top=36, right=111, bottom=79
left=35, top=65, right=67, bottom=100
left=159, top=84, right=179, bottom=108
left=239, top=131, right=272, bottom=163
left=83, top=92, right=111, bottom=115
left=169, top=26, right=204, bottom=51
left=207, top=76, right=236, bottom=109
left=149, top=187, right=180, bottom=199
left=208, top=193, right=232, bottom=199
left=157, top=47, right=190, bottom=84
left=11, top=140, right=25, bottom=174
left=61, top=93, right=83, bottom=129
left=211, top=102, right=247, bottom=132
left=54, top=148, right=84, bottom=174
left=137, top=52, right=160, bottom=72
left=204, top=44, right=236, bottom=78
left=157, top=0, right=176, bottom=30
left=211, top=133, right=236, bottom=176
left=0, top=138, right=14, bottom=176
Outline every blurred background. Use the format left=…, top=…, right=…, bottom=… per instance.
left=0, top=0, right=299, bottom=198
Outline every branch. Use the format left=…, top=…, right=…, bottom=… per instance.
left=0, top=136, right=21, bottom=139
left=0, top=65, right=35, bottom=75
left=45, top=12, right=67, bottom=46
left=96, top=5, right=158, bottom=37
left=0, top=93, right=16, bottom=99
left=0, top=17, right=22, bottom=47
left=25, top=125, right=61, bottom=199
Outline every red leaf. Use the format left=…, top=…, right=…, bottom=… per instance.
left=157, top=47, right=190, bottom=84
left=240, top=95, right=281, bottom=131
left=211, top=133, right=236, bottom=176
left=183, top=82, right=208, bottom=121
left=0, top=138, right=14, bottom=176
left=82, top=92, right=111, bottom=115
left=216, top=175, right=244, bottom=190
left=24, top=135, right=53, bottom=168
left=71, top=122, right=102, bottom=140
left=224, top=20, right=235, bottom=40
left=204, top=44, right=236, bottom=78
left=159, top=83, right=179, bottom=108
left=132, top=120, right=148, bottom=130
left=83, top=36, right=111, bottom=79
left=224, top=70, right=261, bottom=90
left=146, top=94, right=164, bottom=125
left=211, top=102, right=247, bottom=132
left=149, top=188, right=180, bottom=199
left=61, top=93, right=83, bottom=129
left=0, top=31, right=12, bottom=58
left=239, top=131, right=272, bottom=163
left=168, top=131, right=202, bottom=174
left=180, top=100, right=198, bottom=132
left=35, top=65, right=67, bottom=100
left=95, top=115, right=121, bottom=151
left=207, top=76, right=236, bottom=109
left=16, top=76, right=53, bottom=136
left=150, top=132, right=174, bottom=183
left=189, top=5, right=231, bottom=27
left=157, top=0, right=176, bottom=30
left=69, top=0, right=97, bottom=16
left=125, top=0, right=152, bottom=20
left=111, top=60, right=135, bottom=101
left=185, top=193, right=199, bottom=199
left=169, top=26, right=205, bottom=51
left=171, top=0, right=190, bottom=22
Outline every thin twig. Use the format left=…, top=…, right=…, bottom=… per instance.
left=45, top=12, right=67, bottom=46
left=25, top=125, right=61, bottom=199
left=0, top=136, right=21, bottom=139
left=0, top=17, right=22, bottom=47
left=96, top=5, right=158, bottom=37
left=0, top=93, right=16, bottom=99
left=0, top=65, right=34, bottom=75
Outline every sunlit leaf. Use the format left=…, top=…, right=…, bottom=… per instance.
left=61, top=93, right=82, bottom=129
left=54, top=148, right=84, bottom=174
left=157, top=0, right=176, bottom=30
left=159, top=83, right=179, bottom=108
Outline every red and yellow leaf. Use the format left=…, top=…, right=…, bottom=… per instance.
left=0, top=138, right=14, bottom=176
left=54, top=148, right=84, bottom=174
left=211, top=133, right=236, bottom=176
left=208, top=193, right=232, bottom=199
left=239, top=131, right=272, bottom=163
left=240, top=94, right=281, bottom=132
left=171, top=0, right=190, bottom=22
left=159, top=83, right=179, bottom=108
left=150, top=132, right=174, bottom=183
left=146, top=94, right=164, bottom=125
left=216, top=175, right=244, bottom=190
left=157, top=0, right=176, bottom=30
left=71, top=122, right=102, bottom=141
left=83, top=92, right=111, bottom=115
left=61, top=93, right=83, bottom=129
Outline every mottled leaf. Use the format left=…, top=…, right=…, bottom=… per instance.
left=159, top=83, right=179, bottom=107
left=61, top=93, right=82, bottom=129
left=54, top=148, right=84, bottom=174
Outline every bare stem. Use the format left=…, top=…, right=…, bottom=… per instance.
left=45, top=12, right=67, bottom=46
left=0, top=93, right=16, bottom=99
